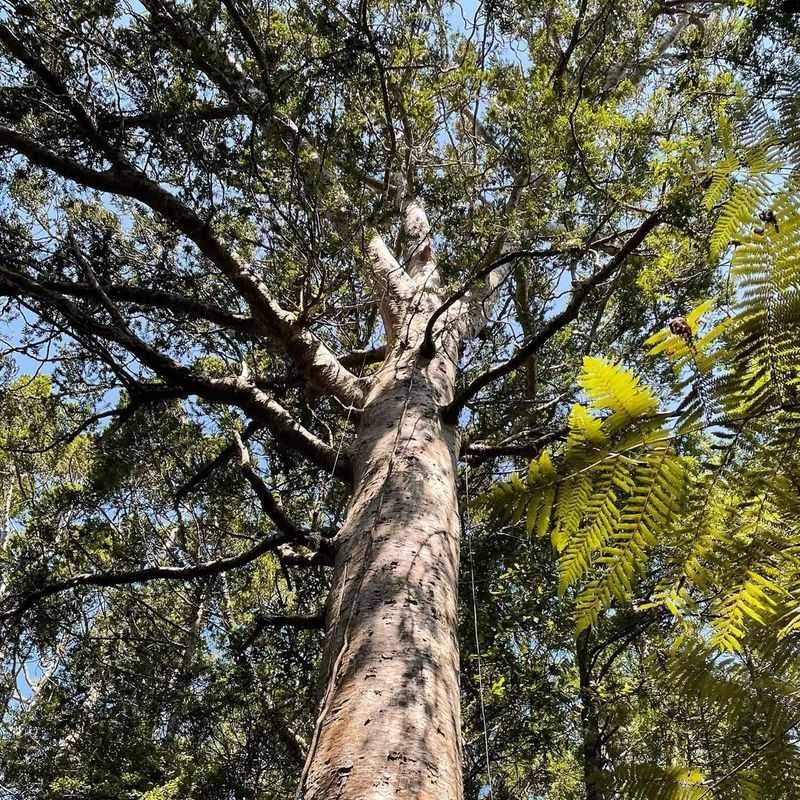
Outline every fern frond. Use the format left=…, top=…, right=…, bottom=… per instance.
left=612, top=764, right=706, bottom=800
left=566, top=402, right=608, bottom=451
left=575, top=446, right=684, bottom=632
left=712, top=568, right=786, bottom=652
left=552, top=404, right=611, bottom=552
left=667, top=636, right=800, bottom=776
left=525, top=451, right=558, bottom=537
left=557, top=458, right=630, bottom=595
left=579, top=356, right=658, bottom=433
left=552, top=471, right=593, bottom=553
left=710, top=175, right=775, bottom=259
left=677, top=481, right=736, bottom=592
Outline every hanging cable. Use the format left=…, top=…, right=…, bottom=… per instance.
left=464, top=463, right=494, bottom=799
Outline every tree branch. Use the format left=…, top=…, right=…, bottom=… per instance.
left=0, top=24, right=120, bottom=162
left=403, top=200, right=436, bottom=283
left=219, top=0, right=274, bottom=93
left=147, top=0, right=391, bottom=205
left=603, top=13, right=693, bottom=92
left=39, top=278, right=262, bottom=337
left=0, top=265, right=350, bottom=478
left=550, top=0, right=590, bottom=91
left=233, top=431, right=334, bottom=563
left=98, top=101, right=240, bottom=132
left=0, top=528, right=296, bottom=623
left=235, top=611, right=325, bottom=653
left=175, top=420, right=264, bottom=500
left=0, top=126, right=364, bottom=407
left=443, top=210, right=662, bottom=421
left=338, top=344, right=386, bottom=369
left=365, top=232, right=414, bottom=336
left=421, top=249, right=556, bottom=358
left=0, top=432, right=336, bottom=623
left=461, top=428, right=567, bottom=461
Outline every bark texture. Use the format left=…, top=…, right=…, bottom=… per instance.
left=301, top=281, right=467, bottom=799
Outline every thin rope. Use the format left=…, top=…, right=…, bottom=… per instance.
left=464, top=464, right=494, bottom=798
left=295, top=559, right=349, bottom=799
left=298, top=232, right=443, bottom=796
left=294, top=341, right=373, bottom=799
left=314, top=390, right=356, bottom=516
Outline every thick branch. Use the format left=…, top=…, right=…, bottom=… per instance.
left=250, top=611, right=324, bottom=634
left=338, top=344, right=386, bottom=369
left=4, top=0, right=357, bottom=394
left=99, top=101, right=239, bottom=132
left=421, top=249, right=555, bottom=358
left=0, top=127, right=364, bottom=407
left=463, top=261, right=513, bottom=336
left=403, top=200, right=436, bottom=284
left=0, top=529, right=295, bottom=623
left=0, top=266, right=350, bottom=478
left=233, top=431, right=333, bottom=563
left=278, top=547, right=333, bottom=568
left=235, top=611, right=325, bottom=653
left=365, top=233, right=414, bottom=336
left=41, top=279, right=261, bottom=337
left=461, top=428, right=567, bottom=461
left=444, top=211, right=662, bottom=421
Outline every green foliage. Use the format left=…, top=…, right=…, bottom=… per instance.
left=488, top=91, right=800, bottom=647
left=641, top=90, right=800, bottom=651
left=612, top=765, right=706, bottom=800
left=0, top=0, right=798, bottom=797
left=480, top=43, right=800, bottom=796
left=484, top=357, right=686, bottom=633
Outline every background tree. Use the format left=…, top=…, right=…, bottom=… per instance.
left=481, top=7, right=800, bottom=792
left=0, top=0, right=794, bottom=798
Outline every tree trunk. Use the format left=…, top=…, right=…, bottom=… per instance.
left=300, top=303, right=465, bottom=799
left=165, top=579, right=211, bottom=739
left=577, top=629, right=604, bottom=800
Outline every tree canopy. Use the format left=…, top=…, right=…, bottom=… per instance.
left=0, top=0, right=799, bottom=797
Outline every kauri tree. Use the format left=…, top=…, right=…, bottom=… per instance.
left=0, top=0, right=794, bottom=798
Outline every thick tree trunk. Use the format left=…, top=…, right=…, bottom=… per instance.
left=301, top=306, right=465, bottom=799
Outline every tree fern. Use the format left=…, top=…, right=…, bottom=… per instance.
left=612, top=764, right=706, bottom=800
left=484, top=358, right=686, bottom=632
left=606, top=636, right=800, bottom=800
left=483, top=86, right=800, bottom=646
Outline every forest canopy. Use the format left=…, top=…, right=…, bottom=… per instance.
left=0, top=0, right=799, bottom=798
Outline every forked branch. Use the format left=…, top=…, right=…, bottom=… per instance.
left=443, top=211, right=662, bottom=421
